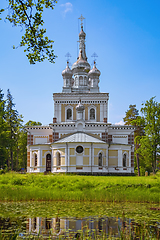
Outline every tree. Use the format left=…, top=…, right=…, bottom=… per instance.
left=5, top=89, right=23, bottom=170
left=123, top=104, right=139, bottom=126
left=124, top=98, right=160, bottom=175
left=0, top=0, right=57, bottom=64
left=123, top=104, right=142, bottom=176
left=140, top=97, right=160, bottom=174
left=0, top=89, right=7, bottom=168
left=25, top=120, right=42, bottom=126
left=132, top=116, right=145, bottom=176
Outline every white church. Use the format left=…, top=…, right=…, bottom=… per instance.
left=26, top=16, right=135, bottom=175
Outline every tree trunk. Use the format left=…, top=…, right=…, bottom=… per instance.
left=136, top=152, right=140, bottom=176
left=16, top=148, right=18, bottom=172
left=152, top=151, right=156, bottom=174
left=11, top=149, right=13, bottom=171
left=136, top=142, right=140, bottom=176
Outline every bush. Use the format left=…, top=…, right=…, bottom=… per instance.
left=0, top=169, right=5, bottom=175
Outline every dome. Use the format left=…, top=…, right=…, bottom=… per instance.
left=72, top=50, right=90, bottom=72
left=62, top=62, right=73, bottom=77
left=76, top=99, right=85, bottom=112
left=79, top=26, right=86, bottom=38
left=88, top=61, right=101, bottom=77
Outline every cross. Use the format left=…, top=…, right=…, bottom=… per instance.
left=91, top=52, right=98, bottom=61
left=78, top=14, right=85, bottom=27
left=91, top=52, right=98, bottom=67
left=65, top=52, right=72, bottom=66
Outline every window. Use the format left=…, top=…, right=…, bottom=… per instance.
left=75, top=77, right=78, bottom=86
left=76, top=146, right=83, bottom=154
left=123, top=154, right=127, bottom=167
left=90, top=108, right=95, bottom=120
left=46, top=154, right=51, bottom=172
left=84, top=77, right=87, bottom=85
left=57, top=152, right=61, bottom=166
left=98, top=153, right=102, bottom=166
left=79, top=76, right=83, bottom=85
left=35, top=154, right=37, bottom=166
left=67, top=108, right=72, bottom=120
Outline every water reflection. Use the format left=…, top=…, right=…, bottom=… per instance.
left=0, top=216, right=159, bottom=239
left=26, top=216, right=125, bottom=238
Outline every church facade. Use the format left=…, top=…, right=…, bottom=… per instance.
left=26, top=17, right=135, bottom=175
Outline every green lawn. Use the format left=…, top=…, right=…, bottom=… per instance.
left=0, top=172, right=160, bottom=202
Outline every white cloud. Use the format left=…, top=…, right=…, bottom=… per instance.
left=114, top=120, right=125, bottom=125
left=60, top=2, right=73, bottom=16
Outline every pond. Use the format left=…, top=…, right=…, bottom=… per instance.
left=0, top=201, right=160, bottom=239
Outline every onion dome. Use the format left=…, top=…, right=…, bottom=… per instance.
left=79, top=26, right=86, bottom=38
left=88, top=61, right=101, bottom=77
left=62, top=61, right=73, bottom=78
left=72, top=50, right=90, bottom=72
left=76, top=99, right=85, bottom=112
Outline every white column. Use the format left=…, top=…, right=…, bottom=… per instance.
left=129, top=149, right=131, bottom=168
left=38, top=148, right=41, bottom=170
left=59, top=104, right=61, bottom=122
left=52, top=148, right=54, bottom=170
left=118, top=149, right=122, bottom=167
left=103, top=103, right=107, bottom=118
left=54, top=102, right=56, bottom=117
left=106, top=101, right=108, bottom=120
left=30, top=149, right=32, bottom=168
left=100, top=104, right=103, bottom=122
left=106, top=148, right=108, bottom=167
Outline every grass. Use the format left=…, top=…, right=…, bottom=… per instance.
left=0, top=172, right=160, bottom=202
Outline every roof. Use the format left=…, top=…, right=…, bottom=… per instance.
left=54, top=132, right=106, bottom=144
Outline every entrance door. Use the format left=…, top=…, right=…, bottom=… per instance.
left=46, top=154, right=51, bottom=172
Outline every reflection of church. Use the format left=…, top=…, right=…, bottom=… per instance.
left=26, top=216, right=128, bottom=238
left=26, top=15, right=134, bottom=175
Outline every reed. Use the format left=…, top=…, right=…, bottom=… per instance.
left=0, top=172, right=160, bottom=202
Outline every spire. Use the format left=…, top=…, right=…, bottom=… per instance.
left=78, top=15, right=87, bottom=61
left=71, top=15, right=91, bottom=92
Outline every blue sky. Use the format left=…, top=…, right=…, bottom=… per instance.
left=0, top=0, right=160, bottom=125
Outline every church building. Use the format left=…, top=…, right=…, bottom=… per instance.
left=26, top=16, right=135, bottom=175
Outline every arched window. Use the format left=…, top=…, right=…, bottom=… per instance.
left=57, top=152, right=61, bottom=166
left=75, top=77, right=78, bottom=86
left=84, top=77, right=87, bottom=86
left=98, top=152, right=102, bottom=166
left=79, top=76, right=83, bottom=85
left=67, top=108, right=72, bottom=120
left=46, top=154, right=51, bottom=172
left=90, top=108, right=95, bottom=120
left=123, top=154, right=127, bottom=167
left=35, top=154, right=37, bottom=166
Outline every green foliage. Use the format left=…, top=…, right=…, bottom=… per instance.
left=0, top=0, right=58, bottom=64
left=124, top=97, right=160, bottom=176
left=0, top=173, right=160, bottom=203
left=123, top=104, right=139, bottom=126
left=140, top=97, right=160, bottom=174
left=25, top=120, right=42, bottom=126
left=0, top=89, right=39, bottom=171
left=0, top=201, right=159, bottom=239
